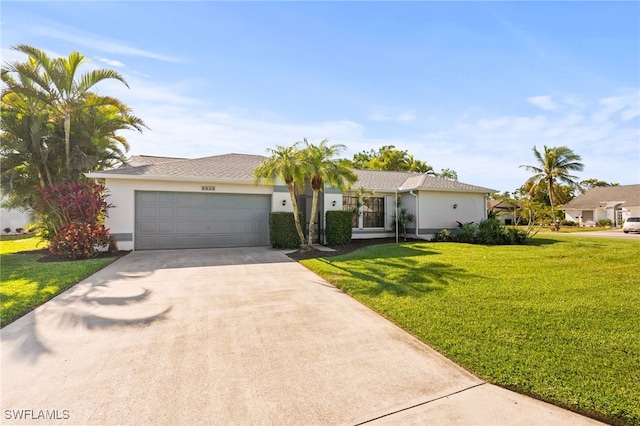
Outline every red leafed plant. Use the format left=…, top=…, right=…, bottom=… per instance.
left=50, top=222, right=111, bottom=259
left=32, top=182, right=113, bottom=259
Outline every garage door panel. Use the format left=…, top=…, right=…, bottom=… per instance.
left=137, top=192, right=157, bottom=203
left=139, top=222, right=156, bottom=233
left=138, top=207, right=157, bottom=219
left=175, top=221, right=191, bottom=233
left=135, top=191, right=270, bottom=250
left=158, top=193, right=174, bottom=203
left=158, top=207, right=174, bottom=218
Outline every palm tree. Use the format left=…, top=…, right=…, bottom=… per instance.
left=254, top=143, right=306, bottom=246
left=520, top=145, right=584, bottom=229
left=1, top=62, right=55, bottom=208
left=300, top=139, right=356, bottom=246
left=5, top=45, right=130, bottom=180
left=72, top=94, right=146, bottom=172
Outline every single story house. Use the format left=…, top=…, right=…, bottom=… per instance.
left=487, top=199, right=518, bottom=225
left=87, top=153, right=496, bottom=251
left=560, top=184, right=640, bottom=227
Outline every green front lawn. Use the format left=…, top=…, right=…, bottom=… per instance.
left=301, top=236, right=640, bottom=425
left=0, top=236, right=119, bottom=327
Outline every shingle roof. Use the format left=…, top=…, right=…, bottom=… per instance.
left=351, top=169, right=496, bottom=193
left=125, top=155, right=186, bottom=167
left=91, top=153, right=267, bottom=181
left=89, top=153, right=496, bottom=193
left=561, top=184, right=640, bottom=209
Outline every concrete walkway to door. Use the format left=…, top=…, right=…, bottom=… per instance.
left=1, top=247, right=602, bottom=425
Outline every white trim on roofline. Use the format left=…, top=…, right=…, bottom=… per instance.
left=85, top=172, right=259, bottom=185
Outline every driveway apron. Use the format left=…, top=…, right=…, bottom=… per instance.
left=1, top=247, right=601, bottom=425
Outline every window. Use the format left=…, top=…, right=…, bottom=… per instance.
left=362, top=197, right=385, bottom=228
left=342, top=195, right=359, bottom=227
left=343, top=195, right=386, bottom=228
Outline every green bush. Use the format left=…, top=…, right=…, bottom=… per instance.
left=561, top=220, right=578, bottom=227
left=269, top=212, right=301, bottom=249
left=435, top=229, right=454, bottom=242
left=449, top=220, right=528, bottom=245
left=505, top=226, right=528, bottom=244
left=476, top=218, right=507, bottom=245
left=456, top=222, right=477, bottom=243
left=597, top=219, right=612, bottom=227
left=326, top=210, right=352, bottom=245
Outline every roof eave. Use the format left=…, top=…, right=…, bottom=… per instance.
left=404, top=186, right=497, bottom=194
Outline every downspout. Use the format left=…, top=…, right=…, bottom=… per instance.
left=409, top=190, right=419, bottom=238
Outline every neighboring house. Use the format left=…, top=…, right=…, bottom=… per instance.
left=87, top=153, right=496, bottom=251
left=487, top=199, right=518, bottom=225
left=560, top=184, right=640, bottom=227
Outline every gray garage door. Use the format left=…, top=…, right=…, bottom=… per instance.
left=135, top=191, right=270, bottom=250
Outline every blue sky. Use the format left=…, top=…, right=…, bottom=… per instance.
left=2, top=1, right=639, bottom=193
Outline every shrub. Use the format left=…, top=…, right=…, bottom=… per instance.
left=598, top=219, right=612, bottom=227
left=505, top=227, right=528, bottom=244
left=269, top=212, right=301, bottom=249
left=3, top=228, right=10, bottom=234
left=561, top=220, right=577, bottom=227
left=435, top=229, right=454, bottom=242
left=30, top=182, right=112, bottom=259
left=326, top=210, right=352, bottom=245
left=476, top=218, right=507, bottom=245
left=456, top=222, right=477, bottom=243
left=50, top=221, right=111, bottom=259
left=33, top=182, right=112, bottom=242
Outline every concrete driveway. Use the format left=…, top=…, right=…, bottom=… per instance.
left=1, top=247, right=601, bottom=425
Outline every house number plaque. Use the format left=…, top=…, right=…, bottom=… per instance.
left=201, top=186, right=216, bottom=191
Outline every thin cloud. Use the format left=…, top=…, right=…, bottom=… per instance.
left=28, top=24, right=182, bottom=63
left=96, top=57, right=125, bottom=68
left=369, top=111, right=416, bottom=123
left=527, top=95, right=558, bottom=111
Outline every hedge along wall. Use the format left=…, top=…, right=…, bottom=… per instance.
left=269, top=212, right=301, bottom=249
left=326, top=210, right=353, bottom=245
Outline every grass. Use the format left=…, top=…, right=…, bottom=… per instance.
left=301, top=235, right=640, bottom=425
left=0, top=235, right=119, bottom=327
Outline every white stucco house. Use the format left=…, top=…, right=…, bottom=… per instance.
left=560, top=184, right=640, bottom=227
left=86, top=153, right=496, bottom=251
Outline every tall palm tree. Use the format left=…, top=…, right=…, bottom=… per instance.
left=254, top=143, right=306, bottom=245
left=301, top=139, right=356, bottom=246
left=6, top=45, right=130, bottom=180
left=520, top=145, right=584, bottom=229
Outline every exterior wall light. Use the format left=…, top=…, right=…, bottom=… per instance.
left=282, top=200, right=286, bottom=206
left=453, top=203, right=458, bottom=209
left=332, top=200, right=337, bottom=207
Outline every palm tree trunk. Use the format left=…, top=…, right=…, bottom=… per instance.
left=287, top=184, right=306, bottom=245
left=64, top=108, right=71, bottom=180
left=307, top=189, right=319, bottom=246
left=548, top=177, right=558, bottom=230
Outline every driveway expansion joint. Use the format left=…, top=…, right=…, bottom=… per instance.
left=353, top=382, right=488, bottom=425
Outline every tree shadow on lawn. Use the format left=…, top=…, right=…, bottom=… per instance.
left=316, top=245, right=484, bottom=298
